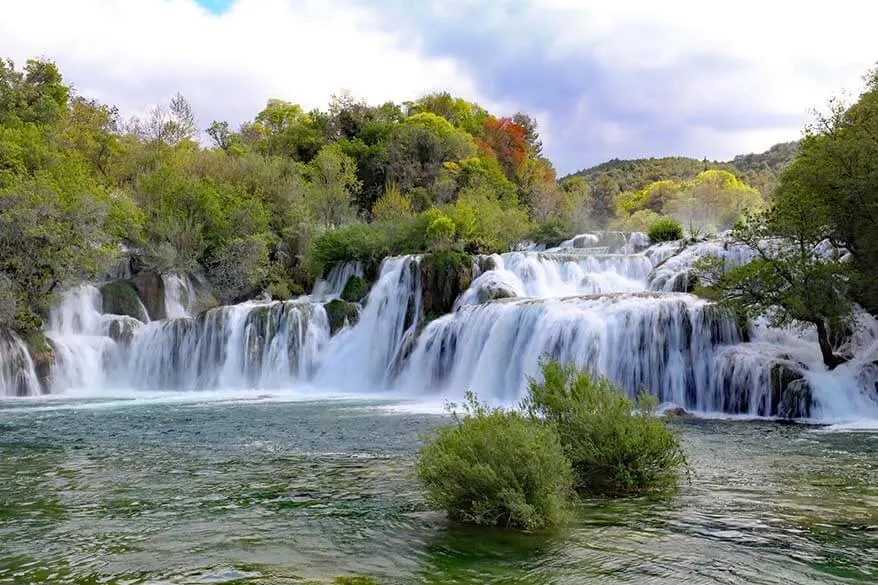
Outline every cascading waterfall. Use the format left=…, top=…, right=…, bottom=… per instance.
left=2, top=231, right=876, bottom=422
left=313, top=256, right=422, bottom=389
left=312, top=261, right=365, bottom=300
left=44, top=285, right=137, bottom=392
left=163, top=273, right=197, bottom=318
left=0, top=330, right=41, bottom=397
left=395, top=293, right=750, bottom=411
left=126, top=299, right=329, bottom=391
left=648, top=240, right=756, bottom=292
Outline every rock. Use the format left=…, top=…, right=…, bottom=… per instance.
left=419, top=251, right=473, bottom=322
left=770, top=363, right=812, bottom=419
left=324, top=300, right=359, bottom=335
left=20, top=329, right=53, bottom=394
left=105, top=317, right=142, bottom=345
left=131, top=271, right=166, bottom=321
left=341, top=275, right=368, bottom=303
left=100, top=280, right=148, bottom=322
left=664, top=406, right=692, bottom=419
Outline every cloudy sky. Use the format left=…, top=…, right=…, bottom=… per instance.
left=2, top=0, right=876, bottom=173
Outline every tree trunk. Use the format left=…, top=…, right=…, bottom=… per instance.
left=815, top=319, right=848, bottom=370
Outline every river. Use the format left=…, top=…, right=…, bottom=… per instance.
left=1, top=394, right=875, bottom=584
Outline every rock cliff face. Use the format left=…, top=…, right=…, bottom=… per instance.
left=131, top=271, right=166, bottom=321
left=100, top=280, right=148, bottom=321
left=418, top=252, right=473, bottom=322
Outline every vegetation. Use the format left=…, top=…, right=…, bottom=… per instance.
left=417, top=391, right=573, bottom=531
left=523, top=359, right=687, bottom=496
left=418, top=360, right=689, bottom=530
left=647, top=218, right=683, bottom=244
left=695, top=69, right=878, bottom=367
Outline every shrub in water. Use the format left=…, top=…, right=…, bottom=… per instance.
left=523, top=359, right=687, bottom=496
left=417, top=391, right=573, bottom=531
left=647, top=217, right=683, bottom=244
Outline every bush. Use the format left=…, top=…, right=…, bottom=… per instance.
left=417, top=391, right=573, bottom=531
left=523, top=359, right=687, bottom=497
left=647, top=217, right=684, bottom=244
left=529, top=220, right=572, bottom=248
left=341, top=275, right=368, bottom=302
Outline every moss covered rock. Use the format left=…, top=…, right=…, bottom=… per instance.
left=770, top=363, right=812, bottom=418
left=106, top=317, right=142, bottom=345
left=100, top=280, right=148, bottom=321
left=324, top=300, right=359, bottom=335
left=131, top=271, right=166, bottom=320
left=419, top=251, right=473, bottom=321
left=341, top=275, right=368, bottom=303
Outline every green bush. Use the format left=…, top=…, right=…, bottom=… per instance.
left=647, top=218, right=683, bottom=243
left=417, top=391, right=573, bottom=531
left=523, top=359, right=687, bottom=497
left=324, top=299, right=359, bottom=335
left=529, top=220, right=572, bottom=248
left=341, top=275, right=368, bottom=302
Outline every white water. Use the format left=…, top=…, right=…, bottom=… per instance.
left=2, top=235, right=877, bottom=422
left=0, top=329, right=41, bottom=397
left=163, top=273, right=197, bottom=318
left=312, top=261, right=364, bottom=300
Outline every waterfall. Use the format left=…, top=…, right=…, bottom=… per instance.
left=313, top=256, right=422, bottom=390
left=456, top=251, right=651, bottom=306
left=312, top=261, right=364, bottom=300
left=394, top=293, right=746, bottom=410
left=126, top=299, right=329, bottom=391
left=648, top=241, right=756, bottom=292
left=163, top=273, right=197, bottom=318
left=0, top=329, right=41, bottom=397
left=44, top=286, right=133, bottom=392
left=2, top=237, right=876, bottom=422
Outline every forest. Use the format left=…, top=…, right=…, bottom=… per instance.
left=2, top=56, right=877, bottom=361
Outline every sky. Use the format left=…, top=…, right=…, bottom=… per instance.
left=2, top=0, right=876, bottom=174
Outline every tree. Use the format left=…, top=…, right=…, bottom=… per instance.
left=697, top=184, right=852, bottom=369
left=0, top=58, right=68, bottom=126
left=371, top=184, right=412, bottom=221
left=778, top=71, right=878, bottom=314
left=307, top=144, right=361, bottom=228
left=590, top=173, right=619, bottom=229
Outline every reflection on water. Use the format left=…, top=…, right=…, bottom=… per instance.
left=0, top=399, right=876, bottom=584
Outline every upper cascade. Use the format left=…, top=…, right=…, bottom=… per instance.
left=2, top=231, right=877, bottom=422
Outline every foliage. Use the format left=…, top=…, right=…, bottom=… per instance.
left=371, top=184, right=412, bottom=221
left=776, top=73, right=878, bottom=314
left=609, top=209, right=663, bottom=233
left=695, top=186, right=853, bottom=369
left=417, top=391, right=573, bottom=531
left=426, top=214, right=457, bottom=250
left=324, top=299, right=359, bottom=335
left=647, top=218, right=683, bottom=243
left=341, top=275, right=368, bottom=303
left=529, top=220, right=572, bottom=248
left=522, top=359, right=687, bottom=496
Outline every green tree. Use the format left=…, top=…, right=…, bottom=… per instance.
left=590, top=173, right=619, bottom=229
left=307, top=144, right=361, bottom=228
left=778, top=71, right=878, bottom=313
left=697, top=185, right=852, bottom=369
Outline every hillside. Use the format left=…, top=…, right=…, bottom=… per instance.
left=565, top=141, right=800, bottom=197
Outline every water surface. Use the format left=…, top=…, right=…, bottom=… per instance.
left=0, top=396, right=876, bottom=584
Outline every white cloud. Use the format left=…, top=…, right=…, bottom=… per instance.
left=0, top=0, right=492, bottom=132
left=2, top=0, right=877, bottom=171
left=486, top=0, right=878, bottom=166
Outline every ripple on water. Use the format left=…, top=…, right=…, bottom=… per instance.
left=0, top=402, right=876, bottom=584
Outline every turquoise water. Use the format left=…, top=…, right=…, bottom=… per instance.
left=0, top=396, right=876, bottom=584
